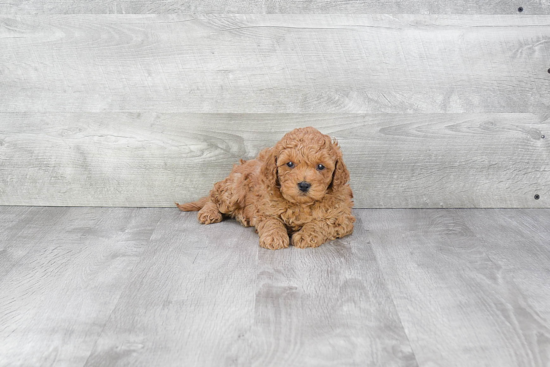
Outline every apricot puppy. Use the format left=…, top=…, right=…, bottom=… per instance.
left=177, top=127, right=355, bottom=250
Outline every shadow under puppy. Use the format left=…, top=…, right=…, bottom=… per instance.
left=177, top=127, right=355, bottom=250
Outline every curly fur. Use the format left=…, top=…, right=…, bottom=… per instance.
left=176, top=127, right=355, bottom=250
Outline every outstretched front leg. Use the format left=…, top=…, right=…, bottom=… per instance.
left=256, top=217, right=289, bottom=250
left=197, top=201, right=223, bottom=225
left=292, top=215, right=355, bottom=249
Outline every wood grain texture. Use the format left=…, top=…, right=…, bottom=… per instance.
left=1, top=0, right=549, bottom=14
left=1, top=15, right=549, bottom=113
left=2, top=207, right=550, bottom=366
left=249, top=214, right=417, bottom=366
left=365, top=209, right=550, bottom=367
left=87, top=212, right=415, bottom=366
left=1, top=113, right=548, bottom=208
left=0, top=207, right=164, bottom=366
left=0, top=206, right=61, bottom=280
left=84, top=210, right=260, bottom=366
left=503, top=208, right=550, bottom=243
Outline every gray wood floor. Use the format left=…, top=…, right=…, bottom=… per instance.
left=0, top=207, right=549, bottom=366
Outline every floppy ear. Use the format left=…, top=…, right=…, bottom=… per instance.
left=329, top=142, right=350, bottom=192
left=259, top=147, right=279, bottom=190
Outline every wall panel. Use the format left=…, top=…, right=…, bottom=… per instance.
left=1, top=113, right=547, bottom=208
left=1, top=0, right=549, bottom=15
left=1, top=15, right=549, bottom=114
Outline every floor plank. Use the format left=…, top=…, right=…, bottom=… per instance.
left=85, top=209, right=416, bottom=367
left=365, top=209, right=550, bottom=367
left=0, top=207, right=163, bottom=366
left=1, top=207, right=550, bottom=366
left=500, top=209, right=550, bottom=242
left=0, top=207, right=69, bottom=280
left=84, top=211, right=260, bottom=366
left=459, top=209, right=550, bottom=367
left=249, top=214, right=417, bottom=366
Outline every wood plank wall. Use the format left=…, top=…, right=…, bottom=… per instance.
left=0, top=3, right=549, bottom=208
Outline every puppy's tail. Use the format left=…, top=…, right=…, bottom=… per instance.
left=175, top=196, right=209, bottom=212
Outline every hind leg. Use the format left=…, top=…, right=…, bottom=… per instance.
left=197, top=201, right=223, bottom=224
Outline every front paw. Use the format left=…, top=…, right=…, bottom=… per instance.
left=259, top=230, right=289, bottom=250
left=292, top=228, right=326, bottom=249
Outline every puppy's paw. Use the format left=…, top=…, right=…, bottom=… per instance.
left=259, top=230, right=289, bottom=250
left=197, top=206, right=223, bottom=225
left=292, top=227, right=326, bottom=249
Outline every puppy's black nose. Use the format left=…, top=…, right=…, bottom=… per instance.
left=298, top=181, right=311, bottom=193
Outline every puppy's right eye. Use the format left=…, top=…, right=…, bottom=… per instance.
left=286, top=162, right=295, bottom=168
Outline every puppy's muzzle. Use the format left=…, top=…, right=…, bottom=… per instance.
left=298, top=181, right=311, bottom=193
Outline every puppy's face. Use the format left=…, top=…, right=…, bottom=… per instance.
left=261, top=127, right=350, bottom=205
left=276, top=148, right=336, bottom=205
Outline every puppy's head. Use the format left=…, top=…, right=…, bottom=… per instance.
left=262, top=127, right=350, bottom=205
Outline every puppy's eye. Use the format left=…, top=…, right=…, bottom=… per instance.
left=317, top=164, right=326, bottom=171
left=286, top=162, right=295, bottom=168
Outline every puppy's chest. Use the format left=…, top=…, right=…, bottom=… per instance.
left=279, top=205, right=320, bottom=230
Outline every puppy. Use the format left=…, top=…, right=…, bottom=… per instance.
left=177, top=127, right=355, bottom=250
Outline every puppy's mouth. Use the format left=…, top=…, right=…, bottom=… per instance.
left=281, top=188, right=322, bottom=205
left=294, top=195, right=316, bottom=205
left=298, top=193, right=314, bottom=203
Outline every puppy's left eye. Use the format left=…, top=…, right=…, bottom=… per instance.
left=317, top=164, right=326, bottom=171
